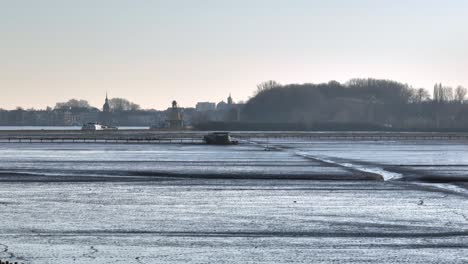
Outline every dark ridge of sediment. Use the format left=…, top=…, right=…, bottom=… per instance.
left=290, top=153, right=468, bottom=184
left=0, top=169, right=381, bottom=182
left=295, top=154, right=386, bottom=181
left=386, top=165, right=468, bottom=183
left=247, top=144, right=385, bottom=181
left=310, top=156, right=468, bottom=184
left=18, top=229, right=468, bottom=239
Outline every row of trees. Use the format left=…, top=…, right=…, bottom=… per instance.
left=254, top=80, right=466, bottom=104
left=433, top=84, right=467, bottom=103
left=54, top=98, right=141, bottom=112
left=242, top=79, right=468, bottom=130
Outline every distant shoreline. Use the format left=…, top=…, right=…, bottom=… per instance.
left=0, top=129, right=468, bottom=144
left=0, top=126, right=149, bottom=131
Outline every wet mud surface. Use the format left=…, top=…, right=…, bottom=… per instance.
left=0, top=141, right=467, bottom=263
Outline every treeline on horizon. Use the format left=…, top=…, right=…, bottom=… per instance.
left=231, top=78, right=468, bottom=131
left=2, top=78, right=468, bottom=131
left=0, top=97, right=159, bottom=126
left=9, top=97, right=143, bottom=112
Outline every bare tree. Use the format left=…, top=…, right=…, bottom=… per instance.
left=109, top=98, right=141, bottom=111
left=55, top=99, right=91, bottom=110
left=433, top=83, right=455, bottom=103
left=433, top=83, right=440, bottom=103
left=455, top=86, right=467, bottom=103
left=443, top=86, right=454, bottom=102
left=411, top=88, right=430, bottom=103
left=255, top=80, right=281, bottom=95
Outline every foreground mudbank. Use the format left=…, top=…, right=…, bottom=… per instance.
left=0, top=180, right=467, bottom=264
left=255, top=139, right=468, bottom=184
left=0, top=171, right=381, bottom=182
left=0, top=143, right=383, bottom=182
left=1, top=140, right=468, bottom=263
left=2, top=140, right=468, bottom=184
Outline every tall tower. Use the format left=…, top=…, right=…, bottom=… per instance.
left=227, top=93, right=233, bottom=105
left=167, top=100, right=183, bottom=130
left=103, top=92, right=110, bottom=113
left=101, top=92, right=112, bottom=126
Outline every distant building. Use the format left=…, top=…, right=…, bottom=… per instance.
left=103, top=93, right=110, bottom=113
left=101, top=93, right=112, bottom=125
left=117, top=110, right=157, bottom=126
left=63, top=110, right=78, bottom=125
left=161, top=94, right=244, bottom=126
left=216, top=101, right=228, bottom=111
left=191, top=94, right=245, bottom=123
left=217, top=94, right=235, bottom=111
left=219, top=94, right=243, bottom=121
left=196, top=102, right=216, bottom=112
left=78, top=110, right=100, bottom=124
left=167, top=100, right=184, bottom=129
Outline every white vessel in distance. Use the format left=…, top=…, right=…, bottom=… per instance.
left=81, top=123, right=118, bottom=131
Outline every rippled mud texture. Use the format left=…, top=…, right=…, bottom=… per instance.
left=0, top=140, right=467, bottom=263
left=0, top=143, right=379, bottom=181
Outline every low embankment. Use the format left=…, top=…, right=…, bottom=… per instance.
left=1, top=130, right=468, bottom=143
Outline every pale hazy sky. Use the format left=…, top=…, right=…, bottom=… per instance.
left=1, top=0, right=467, bottom=110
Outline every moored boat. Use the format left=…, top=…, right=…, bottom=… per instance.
left=203, top=132, right=238, bottom=145
left=81, top=123, right=118, bottom=131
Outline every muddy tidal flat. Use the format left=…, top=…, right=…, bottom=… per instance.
left=0, top=140, right=467, bottom=263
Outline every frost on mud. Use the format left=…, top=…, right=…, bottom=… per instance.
left=0, top=140, right=468, bottom=263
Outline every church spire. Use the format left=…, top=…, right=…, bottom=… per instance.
left=103, top=92, right=110, bottom=113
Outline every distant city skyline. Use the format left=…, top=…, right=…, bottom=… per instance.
left=1, top=0, right=467, bottom=110
left=2, top=92, right=239, bottom=111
